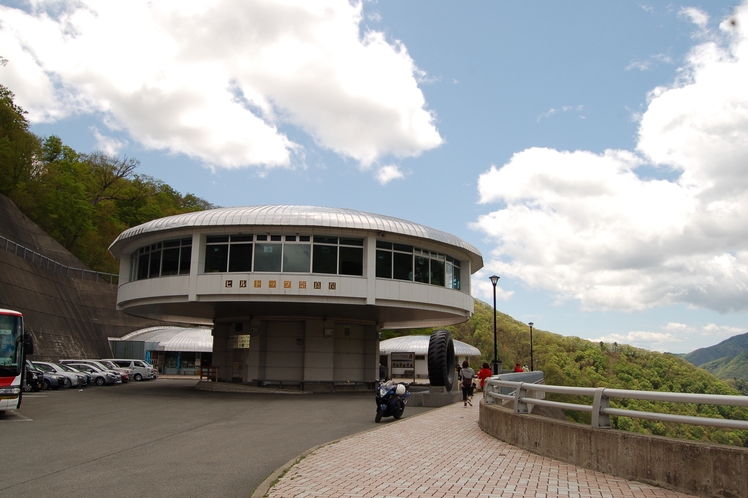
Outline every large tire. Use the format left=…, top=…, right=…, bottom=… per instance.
left=134, top=373, right=143, bottom=381
left=375, top=409, right=383, bottom=423
left=42, top=379, right=51, bottom=390
left=428, top=329, right=455, bottom=391
left=95, top=376, right=105, bottom=386
left=63, top=377, right=72, bottom=388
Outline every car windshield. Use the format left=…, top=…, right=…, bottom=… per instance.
left=100, top=361, right=116, bottom=369
left=57, top=364, right=75, bottom=372
left=35, top=363, right=53, bottom=372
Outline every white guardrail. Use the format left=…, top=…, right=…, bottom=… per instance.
left=1, top=234, right=118, bottom=284
left=484, top=375, right=748, bottom=431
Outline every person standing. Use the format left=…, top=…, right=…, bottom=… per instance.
left=477, top=362, right=492, bottom=390
left=460, top=360, right=475, bottom=406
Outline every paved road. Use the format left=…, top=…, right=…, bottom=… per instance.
left=0, top=379, right=434, bottom=497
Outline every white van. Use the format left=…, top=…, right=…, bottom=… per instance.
left=102, top=359, right=156, bottom=381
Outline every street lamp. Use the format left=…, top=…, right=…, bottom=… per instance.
left=528, top=322, right=534, bottom=372
left=489, top=275, right=501, bottom=374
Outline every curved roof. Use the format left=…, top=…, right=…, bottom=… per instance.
left=109, top=205, right=482, bottom=269
left=379, top=335, right=481, bottom=356
left=118, top=326, right=212, bottom=352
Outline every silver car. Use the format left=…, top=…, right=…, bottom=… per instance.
left=33, top=361, right=85, bottom=388
left=66, top=363, right=120, bottom=386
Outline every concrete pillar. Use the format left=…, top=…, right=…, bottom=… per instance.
left=211, top=323, right=232, bottom=382
left=304, top=319, right=334, bottom=381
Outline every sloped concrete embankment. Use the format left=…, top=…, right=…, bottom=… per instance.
left=479, top=401, right=747, bottom=498
left=0, top=194, right=175, bottom=361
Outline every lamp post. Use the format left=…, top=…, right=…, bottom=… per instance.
left=489, top=275, right=500, bottom=374
left=528, top=322, right=534, bottom=372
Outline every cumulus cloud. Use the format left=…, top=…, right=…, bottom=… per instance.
left=594, top=331, right=683, bottom=351
left=375, top=164, right=405, bottom=185
left=0, top=0, right=442, bottom=170
left=473, top=2, right=748, bottom=313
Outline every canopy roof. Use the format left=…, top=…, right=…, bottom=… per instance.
left=379, top=334, right=481, bottom=356
left=117, top=326, right=212, bottom=352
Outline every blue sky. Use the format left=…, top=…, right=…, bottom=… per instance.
left=2, top=0, right=747, bottom=353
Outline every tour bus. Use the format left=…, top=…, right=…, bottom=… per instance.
left=0, top=308, right=34, bottom=413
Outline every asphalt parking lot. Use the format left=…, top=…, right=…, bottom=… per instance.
left=0, top=378, right=435, bottom=497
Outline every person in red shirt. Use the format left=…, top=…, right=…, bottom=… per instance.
left=514, top=363, right=523, bottom=372
left=477, top=362, right=493, bottom=390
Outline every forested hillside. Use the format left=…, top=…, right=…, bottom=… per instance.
left=385, top=299, right=748, bottom=447
left=1, top=81, right=214, bottom=274
left=681, top=333, right=748, bottom=392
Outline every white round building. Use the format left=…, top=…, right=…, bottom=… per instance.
left=108, top=206, right=483, bottom=388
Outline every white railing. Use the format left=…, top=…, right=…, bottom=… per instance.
left=484, top=377, right=748, bottom=430
left=1, top=234, right=118, bottom=284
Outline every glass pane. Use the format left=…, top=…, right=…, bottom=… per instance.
left=163, top=239, right=180, bottom=248
left=137, top=253, right=149, bottom=280
left=179, top=246, right=192, bottom=275
left=314, top=236, right=338, bottom=244
left=376, top=250, right=392, bottom=278
left=340, top=238, right=363, bottom=246
left=231, top=234, right=253, bottom=242
left=283, top=244, right=311, bottom=272
left=393, top=252, right=412, bottom=281
left=161, top=248, right=179, bottom=276
left=339, top=247, right=363, bottom=276
left=446, top=263, right=454, bottom=289
left=414, top=256, right=429, bottom=283
left=376, top=241, right=392, bottom=249
left=205, top=244, right=228, bottom=273
left=229, top=244, right=253, bottom=272
left=431, top=259, right=445, bottom=286
left=148, top=250, right=161, bottom=278
left=393, top=243, right=412, bottom=253
left=254, top=243, right=282, bottom=272
left=207, top=235, right=229, bottom=243
left=313, top=244, right=337, bottom=274
left=453, top=266, right=461, bottom=290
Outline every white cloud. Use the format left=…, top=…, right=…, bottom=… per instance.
left=0, top=0, right=442, bottom=170
left=594, top=331, right=684, bottom=351
left=537, top=105, right=584, bottom=122
left=625, top=53, right=674, bottom=71
left=375, top=164, right=404, bottom=185
left=679, top=7, right=709, bottom=29
left=91, top=127, right=127, bottom=155
left=473, top=2, right=748, bottom=314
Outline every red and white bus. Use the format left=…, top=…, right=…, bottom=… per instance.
left=0, top=308, right=33, bottom=413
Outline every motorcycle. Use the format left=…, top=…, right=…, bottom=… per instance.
left=374, top=380, right=411, bottom=423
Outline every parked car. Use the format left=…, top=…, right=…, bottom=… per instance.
left=33, top=361, right=84, bottom=388
left=66, top=365, right=93, bottom=386
left=23, top=360, right=44, bottom=392
left=60, top=359, right=130, bottom=383
left=66, top=363, right=120, bottom=386
left=41, top=371, right=64, bottom=390
left=101, top=359, right=157, bottom=381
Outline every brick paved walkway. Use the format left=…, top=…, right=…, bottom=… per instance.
left=259, top=393, right=697, bottom=498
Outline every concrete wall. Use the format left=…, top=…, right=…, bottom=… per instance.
left=0, top=194, right=177, bottom=361
left=479, top=401, right=748, bottom=498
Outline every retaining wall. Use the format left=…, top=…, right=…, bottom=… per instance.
left=479, top=401, right=748, bottom=498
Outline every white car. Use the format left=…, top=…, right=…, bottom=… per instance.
left=66, top=363, right=120, bottom=386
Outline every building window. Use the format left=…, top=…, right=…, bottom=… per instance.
left=283, top=243, right=311, bottom=273
left=339, top=238, right=363, bottom=276
left=205, top=236, right=229, bottom=273
left=254, top=242, right=282, bottom=272
left=132, top=237, right=192, bottom=280
left=312, top=236, right=338, bottom=274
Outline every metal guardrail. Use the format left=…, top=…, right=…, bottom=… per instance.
left=1, top=234, right=118, bottom=284
left=484, top=377, right=748, bottom=430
